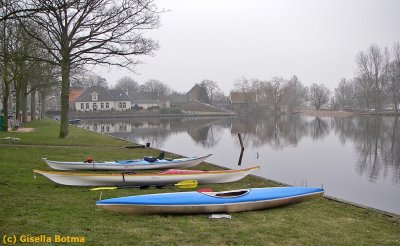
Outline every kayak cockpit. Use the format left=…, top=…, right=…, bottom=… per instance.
left=200, top=189, right=249, bottom=198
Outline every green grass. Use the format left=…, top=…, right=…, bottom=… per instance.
left=0, top=119, right=399, bottom=245
left=0, top=118, right=132, bottom=147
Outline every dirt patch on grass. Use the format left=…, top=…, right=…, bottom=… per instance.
left=8, top=127, right=35, bottom=132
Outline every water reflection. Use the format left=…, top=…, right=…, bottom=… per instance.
left=79, top=115, right=400, bottom=184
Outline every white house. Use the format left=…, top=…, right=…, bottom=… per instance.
left=75, top=86, right=131, bottom=111
left=131, top=100, right=159, bottom=110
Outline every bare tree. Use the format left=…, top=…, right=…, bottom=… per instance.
left=233, top=77, right=251, bottom=93
left=114, top=76, right=140, bottom=98
left=72, top=73, right=108, bottom=89
left=140, top=79, right=170, bottom=100
left=199, top=79, right=220, bottom=103
left=194, top=82, right=210, bottom=104
left=0, top=0, right=62, bottom=22
left=266, top=77, right=285, bottom=112
left=282, top=75, right=306, bottom=111
left=307, top=83, right=331, bottom=110
left=334, top=78, right=355, bottom=110
left=10, top=0, right=160, bottom=137
left=353, top=75, right=373, bottom=110
left=249, top=79, right=268, bottom=101
left=356, top=44, right=390, bottom=110
left=387, top=42, right=400, bottom=112
left=30, top=61, right=59, bottom=120
left=213, top=90, right=226, bottom=101
left=0, top=1, right=15, bottom=131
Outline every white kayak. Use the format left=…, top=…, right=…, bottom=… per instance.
left=41, top=154, right=212, bottom=171
left=33, top=166, right=260, bottom=186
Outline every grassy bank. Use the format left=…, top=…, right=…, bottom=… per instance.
left=0, top=119, right=399, bottom=245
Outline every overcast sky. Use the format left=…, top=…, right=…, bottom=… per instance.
left=95, top=0, right=400, bottom=94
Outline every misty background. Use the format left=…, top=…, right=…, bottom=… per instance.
left=94, top=0, right=400, bottom=93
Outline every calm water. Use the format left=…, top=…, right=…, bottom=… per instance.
left=77, top=115, right=400, bottom=215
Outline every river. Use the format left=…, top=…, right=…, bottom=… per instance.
left=76, top=114, right=400, bottom=215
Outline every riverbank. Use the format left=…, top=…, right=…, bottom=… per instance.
left=0, top=119, right=399, bottom=245
left=298, top=109, right=400, bottom=117
left=68, top=110, right=237, bottom=119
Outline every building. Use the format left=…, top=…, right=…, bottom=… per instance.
left=229, top=91, right=258, bottom=113
left=187, top=84, right=203, bottom=102
left=160, top=95, right=188, bottom=109
left=74, top=86, right=131, bottom=111
left=69, top=87, right=84, bottom=109
left=131, top=100, right=159, bottom=110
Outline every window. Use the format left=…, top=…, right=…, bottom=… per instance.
left=123, top=102, right=126, bottom=108
left=106, top=103, right=109, bottom=109
left=91, top=92, right=99, bottom=101
left=81, top=103, right=84, bottom=110
left=93, top=103, right=97, bottom=111
left=101, top=103, right=104, bottom=109
left=118, top=102, right=123, bottom=108
left=86, top=103, right=89, bottom=110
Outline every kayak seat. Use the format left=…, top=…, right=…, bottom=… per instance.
left=202, top=189, right=249, bottom=198
left=144, top=156, right=157, bottom=162
left=121, top=171, right=136, bottom=174
left=214, top=190, right=248, bottom=197
left=84, top=156, right=93, bottom=163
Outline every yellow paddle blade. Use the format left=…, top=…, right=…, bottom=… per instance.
left=90, top=187, right=118, bottom=191
left=90, top=180, right=198, bottom=191
left=174, top=180, right=198, bottom=189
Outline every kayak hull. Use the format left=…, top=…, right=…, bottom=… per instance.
left=41, top=154, right=212, bottom=171
left=96, top=187, right=324, bottom=215
left=33, top=166, right=259, bottom=186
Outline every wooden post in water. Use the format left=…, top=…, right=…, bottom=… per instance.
left=237, top=133, right=245, bottom=165
left=238, top=133, right=244, bottom=151
left=237, top=149, right=244, bottom=166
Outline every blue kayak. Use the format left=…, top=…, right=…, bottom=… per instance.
left=96, top=187, right=324, bottom=214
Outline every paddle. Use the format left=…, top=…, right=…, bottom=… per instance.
left=90, top=179, right=198, bottom=191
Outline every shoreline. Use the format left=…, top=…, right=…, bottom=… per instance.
left=65, top=109, right=400, bottom=120
left=298, top=109, right=400, bottom=117
left=68, top=111, right=237, bottom=119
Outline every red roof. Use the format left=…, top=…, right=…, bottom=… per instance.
left=69, top=88, right=84, bottom=102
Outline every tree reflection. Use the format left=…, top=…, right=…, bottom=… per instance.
left=309, top=117, right=329, bottom=140
left=186, top=118, right=225, bottom=148
left=336, top=116, right=400, bottom=184
left=188, top=124, right=223, bottom=148
left=78, top=114, right=400, bottom=184
left=230, top=115, right=309, bottom=149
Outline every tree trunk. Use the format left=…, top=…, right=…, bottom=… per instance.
left=40, top=91, right=46, bottom=119
left=21, top=91, right=28, bottom=123
left=15, top=88, right=21, bottom=125
left=30, top=89, right=36, bottom=121
left=1, top=83, right=9, bottom=132
left=59, top=59, right=71, bottom=138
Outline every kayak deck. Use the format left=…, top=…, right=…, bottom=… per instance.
left=96, top=187, right=324, bottom=214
